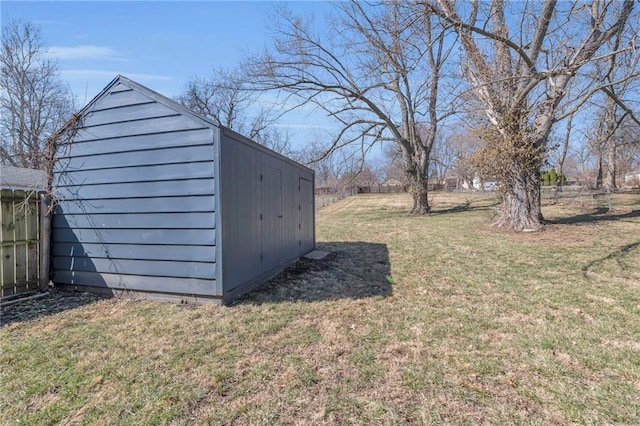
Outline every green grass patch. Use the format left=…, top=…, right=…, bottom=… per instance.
left=2, top=191, right=639, bottom=424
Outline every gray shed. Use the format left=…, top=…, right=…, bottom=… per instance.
left=51, top=75, right=315, bottom=304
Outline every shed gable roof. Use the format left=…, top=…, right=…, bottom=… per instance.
left=59, top=74, right=312, bottom=175
left=79, top=75, right=219, bottom=130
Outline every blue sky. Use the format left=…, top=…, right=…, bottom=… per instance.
left=2, top=1, right=329, bottom=101
left=0, top=1, right=387, bottom=158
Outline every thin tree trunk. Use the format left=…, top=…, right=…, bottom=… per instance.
left=558, top=112, right=573, bottom=191
left=595, top=151, right=603, bottom=189
left=605, top=139, right=617, bottom=190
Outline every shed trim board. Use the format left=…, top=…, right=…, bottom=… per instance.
left=213, top=125, right=225, bottom=299
left=51, top=75, right=314, bottom=304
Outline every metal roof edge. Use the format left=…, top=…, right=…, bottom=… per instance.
left=221, top=126, right=314, bottom=175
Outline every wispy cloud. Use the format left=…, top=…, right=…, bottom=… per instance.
left=61, top=69, right=172, bottom=82
left=47, top=45, right=122, bottom=61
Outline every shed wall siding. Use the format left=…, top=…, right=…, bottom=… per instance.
left=220, top=129, right=314, bottom=299
left=298, top=177, right=315, bottom=254
left=52, top=82, right=220, bottom=297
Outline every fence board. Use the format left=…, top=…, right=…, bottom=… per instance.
left=2, top=246, right=15, bottom=291
left=1, top=196, right=13, bottom=242
left=1, top=189, right=41, bottom=297
left=26, top=204, right=38, bottom=240
left=14, top=204, right=26, bottom=241
left=14, top=245, right=27, bottom=286
left=28, top=243, right=38, bottom=282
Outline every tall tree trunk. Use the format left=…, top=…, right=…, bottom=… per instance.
left=405, top=155, right=430, bottom=215
left=401, top=136, right=432, bottom=215
left=595, top=150, right=603, bottom=189
left=605, top=140, right=617, bottom=190
left=495, top=160, right=543, bottom=231
left=409, top=178, right=430, bottom=214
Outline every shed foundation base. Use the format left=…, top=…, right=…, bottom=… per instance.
left=304, top=250, right=331, bottom=260
left=54, top=284, right=223, bottom=305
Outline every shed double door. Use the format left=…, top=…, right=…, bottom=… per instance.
left=260, top=164, right=285, bottom=271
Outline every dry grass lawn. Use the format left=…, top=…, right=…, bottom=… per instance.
left=2, top=190, right=639, bottom=425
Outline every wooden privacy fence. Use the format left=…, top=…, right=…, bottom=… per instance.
left=1, top=189, right=44, bottom=297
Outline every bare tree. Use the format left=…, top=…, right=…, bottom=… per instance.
left=298, top=140, right=368, bottom=193
left=0, top=21, right=73, bottom=169
left=616, top=119, right=640, bottom=181
left=379, top=142, right=409, bottom=186
left=448, top=129, right=482, bottom=190
left=556, top=111, right=575, bottom=190
left=177, top=67, right=293, bottom=155
left=590, top=25, right=640, bottom=190
left=429, top=130, right=454, bottom=187
left=589, top=96, right=622, bottom=189
left=429, top=0, right=637, bottom=230
left=246, top=1, right=456, bottom=214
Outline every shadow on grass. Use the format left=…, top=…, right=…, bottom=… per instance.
left=432, top=201, right=471, bottom=214
left=0, top=290, right=107, bottom=327
left=582, top=241, right=640, bottom=277
left=547, top=208, right=640, bottom=225
left=238, top=241, right=392, bottom=305
left=430, top=199, right=501, bottom=215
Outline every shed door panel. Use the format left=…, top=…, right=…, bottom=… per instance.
left=298, top=177, right=314, bottom=253
left=261, top=164, right=284, bottom=271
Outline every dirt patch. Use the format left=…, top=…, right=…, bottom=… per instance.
left=278, top=251, right=338, bottom=276
left=1, top=290, right=106, bottom=327
left=238, top=242, right=392, bottom=304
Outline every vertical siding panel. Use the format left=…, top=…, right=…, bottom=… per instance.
left=261, top=163, right=285, bottom=270
left=220, top=132, right=262, bottom=294
left=220, top=128, right=314, bottom=302
left=299, top=177, right=315, bottom=253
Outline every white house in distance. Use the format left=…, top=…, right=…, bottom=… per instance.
left=624, top=171, right=640, bottom=187
left=472, top=175, right=498, bottom=191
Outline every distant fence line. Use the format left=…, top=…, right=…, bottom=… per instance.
left=315, top=186, right=358, bottom=209
left=355, top=184, right=410, bottom=194
left=1, top=189, right=42, bottom=298
left=540, top=185, right=640, bottom=207
left=315, top=184, right=411, bottom=209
